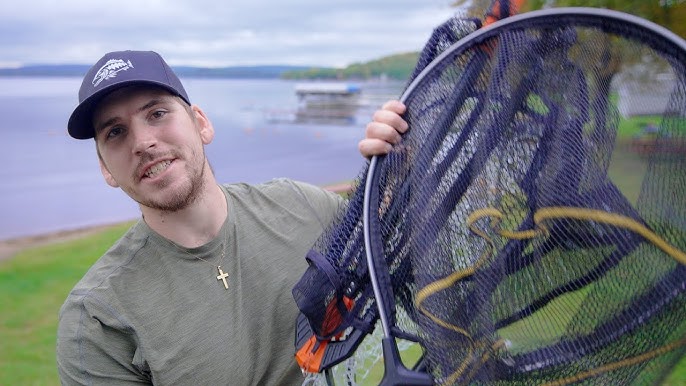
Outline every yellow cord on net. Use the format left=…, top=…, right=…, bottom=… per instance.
left=534, top=207, right=686, bottom=265
left=542, top=337, right=686, bottom=386
left=413, top=205, right=686, bottom=384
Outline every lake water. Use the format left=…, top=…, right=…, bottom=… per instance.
left=0, top=77, right=404, bottom=240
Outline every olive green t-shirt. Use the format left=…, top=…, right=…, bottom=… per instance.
left=57, top=179, right=343, bottom=385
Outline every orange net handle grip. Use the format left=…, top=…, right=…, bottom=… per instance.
left=484, top=0, right=526, bottom=27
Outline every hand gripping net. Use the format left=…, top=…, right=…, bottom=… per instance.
left=294, top=6, right=686, bottom=386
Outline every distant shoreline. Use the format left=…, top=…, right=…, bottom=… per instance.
left=0, top=51, right=420, bottom=81
left=0, top=182, right=353, bottom=262
left=0, top=64, right=317, bottom=79
left=0, top=220, right=135, bottom=261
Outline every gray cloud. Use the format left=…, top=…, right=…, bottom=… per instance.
left=0, top=0, right=456, bottom=67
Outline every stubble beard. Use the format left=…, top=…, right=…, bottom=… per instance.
left=131, top=148, right=207, bottom=213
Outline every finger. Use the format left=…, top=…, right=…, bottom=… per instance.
left=358, top=138, right=393, bottom=158
left=365, top=121, right=402, bottom=145
left=372, top=109, right=409, bottom=134
left=380, top=100, right=407, bottom=115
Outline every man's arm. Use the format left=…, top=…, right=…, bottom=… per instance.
left=358, top=100, right=408, bottom=158
left=57, top=293, right=149, bottom=385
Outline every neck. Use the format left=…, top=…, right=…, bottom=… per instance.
left=141, top=179, right=228, bottom=248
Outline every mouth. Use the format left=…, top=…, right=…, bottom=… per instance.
left=141, top=159, right=174, bottom=180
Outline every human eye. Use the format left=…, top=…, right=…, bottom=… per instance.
left=105, top=126, right=125, bottom=140
left=150, top=109, right=168, bottom=120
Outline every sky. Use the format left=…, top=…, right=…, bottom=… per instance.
left=1, top=0, right=459, bottom=68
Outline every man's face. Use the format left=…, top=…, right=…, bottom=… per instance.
left=93, top=86, right=214, bottom=212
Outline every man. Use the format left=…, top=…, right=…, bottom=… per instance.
left=56, top=50, right=407, bottom=385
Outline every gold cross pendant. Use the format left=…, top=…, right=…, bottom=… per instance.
left=216, top=266, right=229, bottom=289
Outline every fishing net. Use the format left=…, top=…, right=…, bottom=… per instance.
left=294, top=6, right=686, bottom=386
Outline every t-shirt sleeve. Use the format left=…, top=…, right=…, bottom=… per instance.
left=57, top=292, right=149, bottom=385
left=269, top=178, right=346, bottom=229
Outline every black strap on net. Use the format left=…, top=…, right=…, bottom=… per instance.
left=294, top=6, right=686, bottom=386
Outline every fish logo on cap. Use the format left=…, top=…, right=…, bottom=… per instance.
left=92, top=59, right=134, bottom=87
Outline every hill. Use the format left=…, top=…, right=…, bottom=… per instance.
left=0, top=52, right=420, bottom=80
left=281, top=52, right=419, bottom=81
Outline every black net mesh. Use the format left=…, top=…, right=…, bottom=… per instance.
left=294, top=7, right=686, bottom=385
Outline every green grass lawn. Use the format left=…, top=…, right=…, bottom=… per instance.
left=0, top=222, right=133, bottom=386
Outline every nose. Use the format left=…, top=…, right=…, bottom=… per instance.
left=131, top=124, right=157, bottom=156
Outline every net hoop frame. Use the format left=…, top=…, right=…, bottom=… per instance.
left=360, top=6, right=686, bottom=385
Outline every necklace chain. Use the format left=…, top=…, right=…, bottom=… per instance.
left=171, top=228, right=229, bottom=290
left=193, top=246, right=226, bottom=268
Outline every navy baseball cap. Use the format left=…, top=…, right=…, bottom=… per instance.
left=67, top=50, right=191, bottom=139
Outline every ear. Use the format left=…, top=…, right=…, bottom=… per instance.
left=192, top=105, right=215, bottom=145
left=99, top=158, right=120, bottom=188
